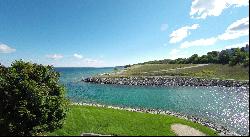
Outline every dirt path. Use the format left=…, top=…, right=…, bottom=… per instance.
left=157, top=64, right=209, bottom=72
left=145, top=64, right=209, bottom=74
left=171, top=124, right=206, bottom=136
left=81, top=133, right=111, bottom=136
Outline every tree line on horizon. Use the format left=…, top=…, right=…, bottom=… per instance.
left=125, top=44, right=249, bottom=68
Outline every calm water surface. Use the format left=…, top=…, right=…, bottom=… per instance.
left=56, top=67, right=249, bottom=135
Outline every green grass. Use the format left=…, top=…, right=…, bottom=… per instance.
left=167, top=64, right=249, bottom=80
left=48, top=105, right=218, bottom=136
left=117, top=64, right=195, bottom=76
left=116, top=64, right=249, bottom=81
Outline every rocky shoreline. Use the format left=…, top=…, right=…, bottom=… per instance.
left=83, top=76, right=249, bottom=87
left=72, top=102, right=240, bottom=136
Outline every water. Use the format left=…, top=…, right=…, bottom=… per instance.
left=56, top=67, right=249, bottom=135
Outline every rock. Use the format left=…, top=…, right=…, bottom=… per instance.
left=83, top=76, right=249, bottom=88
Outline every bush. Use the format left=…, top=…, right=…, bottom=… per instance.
left=243, top=58, right=249, bottom=67
left=114, top=67, right=119, bottom=71
left=124, top=64, right=131, bottom=68
left=0, top=60, right=69, bottom=136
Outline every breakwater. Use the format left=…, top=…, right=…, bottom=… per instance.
left=83, top=76, right=249, bottom=87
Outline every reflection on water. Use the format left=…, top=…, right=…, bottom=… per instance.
left=56, top=67, right=249, bottom=135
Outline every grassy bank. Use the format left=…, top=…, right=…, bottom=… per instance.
left=48, top=105, right=218, bottom=136
left=115, top=64, right=249, bottom=81
left=122, top=64, right=195, bottom=75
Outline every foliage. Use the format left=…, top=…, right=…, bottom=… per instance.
left=206, top=51, right=219, bottom=64
left=48, top=105, right=218, bottom=136
left=199, top=55, right=209, bottom=64
left=229, top=48, right=249, bottom=66
left=218, top=50, right=230, bottom=64
left=124, top=64, right=131, bottom=68
left=132, top=44, right=249, bottom=67
left=188, top=54, right=199, bottom=64
left=0, top=60, right=69, bottom=136
left=243, top=58, right=249, bottom=67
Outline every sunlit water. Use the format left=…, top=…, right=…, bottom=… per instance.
left=56, top=67, right=249, bottom=135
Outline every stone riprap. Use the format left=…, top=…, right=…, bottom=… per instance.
left=83, top=76, right=249, bottom=87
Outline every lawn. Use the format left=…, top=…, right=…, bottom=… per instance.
left=47, top=105, right=218, bottom=136
left=116, top=64, right=249, bottom=81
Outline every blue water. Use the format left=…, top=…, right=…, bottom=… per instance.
left=56, top=67, right=249, bottom=135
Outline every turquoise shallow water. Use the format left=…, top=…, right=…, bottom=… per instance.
left=56, top=67, right=249, bottom=135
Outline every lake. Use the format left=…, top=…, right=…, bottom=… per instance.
left=56, top=67, right=249, bottom=135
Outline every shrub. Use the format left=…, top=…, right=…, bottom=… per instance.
left=124, top=64, right=131, bottom=68
left=0, top=60, right=69, bottom=136
left=114, top=67, right=119, bottom=71
left=243, top=58, right=249, bottom=67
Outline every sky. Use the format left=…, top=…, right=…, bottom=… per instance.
left=0, top=0, right=249, bottom=67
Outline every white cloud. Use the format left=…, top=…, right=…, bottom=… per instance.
left=44, top=53, right=106, bottom=67
left=46, top=54, right=63, bottom=60
left=218, top=17, right=249, bottom=40
left=84, top=58, right=99, bottom=63
left=81, top=58, right=105, bottom=67
left=190, top=0, right=249, bottom=19
left=229, top=0, right=249, bottom=7
left=169, top=24, right=200, bottom=43
left=224, top=41, right=249, bottom=49
left=53, top=58, right=105, bottom=67
left=180, top=37, right=217, bottom=48
left=168, top=49, right=189, bottom=59
left=73, top=53, right=83, bottom=59
left=179, top=17, right=249, bottom=49
left=0, top=43, right=16, bottom=53
left=160, top=24, right=168, bottom=31
left=170, top=49, right=180, bottom=55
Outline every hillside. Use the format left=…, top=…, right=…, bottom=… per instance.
left=111, top=64, right=249, bottom=81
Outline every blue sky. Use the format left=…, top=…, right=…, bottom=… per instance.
left=0, top=0, right=249, bottom=67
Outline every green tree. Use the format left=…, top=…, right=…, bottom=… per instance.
left=243, top=57, right=249, bottom=67
left=199, top=55, right=209, bottom=64
left=188, top=54, right=199, bottom=64
left=229, top=48, right=248, bottom=65
left=0, top=60, right=69, bottom=136
left=207, top=51, right=219, bottom=63
left=169, top=60, right=176, bottom=64
left=114, top=67, right=119, bottom=71
left=124, top=64, right=131, bottom=68
left=219, top=50, right=230, bottom=64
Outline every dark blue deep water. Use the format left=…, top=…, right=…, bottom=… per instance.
left=55, top=67, right=249, bottom=135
